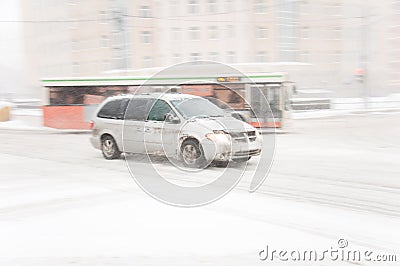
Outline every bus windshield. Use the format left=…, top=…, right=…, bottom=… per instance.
left=170, top=97, right=226, bottom=119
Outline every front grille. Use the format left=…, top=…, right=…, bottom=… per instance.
left=229, top=132, right=245, bottom=138
left=230, top=131, right=257, bottom=142
left=247, top=131, right=256, bottom=137
left=247, top=131, right=257, bottom=142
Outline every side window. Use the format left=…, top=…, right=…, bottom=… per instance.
left=125, top=98, right=154, bottom=121
left=98, top=99, right=127, bottom=119
left=147, top=100, right=174, bottom=121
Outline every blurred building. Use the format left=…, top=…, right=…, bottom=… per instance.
left=21, top=0, right=400, bottom=97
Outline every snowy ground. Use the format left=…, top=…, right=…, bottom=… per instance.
left=0, top=113, right=399, bottom=265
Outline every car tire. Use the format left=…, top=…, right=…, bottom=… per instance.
left=101, top=135, right=121, bottom=160
left=232, top=156, right=251, bottom=163
left=180, top=139, right=208, bottom=168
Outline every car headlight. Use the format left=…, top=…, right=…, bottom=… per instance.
left=205, top=130, right=231, bottom=142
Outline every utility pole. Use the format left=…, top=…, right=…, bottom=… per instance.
left=112, top=1, right=128, bottom=73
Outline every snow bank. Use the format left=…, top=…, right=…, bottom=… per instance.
left=11, top=108, right=42, bottom=117
left=293, top=94, right=400, bottom=119
left=0, top=101, right=15, bottom=108
left=0, top=120, right=51, bottom=131
left=332, top=95, right=400, bottom=110
left=11, top=98, right=41, bottom=103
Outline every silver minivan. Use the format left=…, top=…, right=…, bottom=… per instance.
left=90, top=93, right=262, bottom=168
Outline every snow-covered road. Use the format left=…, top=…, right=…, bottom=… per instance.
left=0, top=113, right=399, bottom=265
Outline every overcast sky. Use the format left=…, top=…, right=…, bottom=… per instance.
left=0, top=0, right=24, bottom=96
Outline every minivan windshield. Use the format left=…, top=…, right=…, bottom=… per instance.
left=171, top=97, right=226, bottom=119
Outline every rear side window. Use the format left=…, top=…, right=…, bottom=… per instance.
left=97, top=99, right=128, bottom=119
left=125, top=98, right=154, bottom=121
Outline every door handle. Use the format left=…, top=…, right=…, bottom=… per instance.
left=144, top=127, right=151, bottom=133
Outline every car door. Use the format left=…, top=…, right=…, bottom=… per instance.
left=122, top=98, right=154, bottom=154
left=144, top=99, right=180, bottom=156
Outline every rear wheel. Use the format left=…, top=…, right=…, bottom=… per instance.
left=180, top=139, right=208, bottom=168
left=101, top=135, right=121, bottom=160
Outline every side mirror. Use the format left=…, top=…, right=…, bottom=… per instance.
left=231, top=112, right=246, bottom=122
left=165, top=113, right=180, bottom=124
left=115, top=113, right=124, bottom=120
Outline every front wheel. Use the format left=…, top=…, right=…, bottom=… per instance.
left=101, top=135, right=121, bottom=160
left=180, top=139, right=208, bottom=168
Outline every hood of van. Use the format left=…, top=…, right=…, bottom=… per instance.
left=188, top=116, right=255, bottom=133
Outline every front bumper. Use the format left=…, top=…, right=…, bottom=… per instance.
left=232, top=148, right=262, bottom=157
left=229, top=139, right=262, bottom=159
left=201, top=137, right=262, bottom=162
